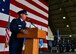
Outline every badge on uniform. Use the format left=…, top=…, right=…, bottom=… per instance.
left=18, top=25, right=22, bottom=29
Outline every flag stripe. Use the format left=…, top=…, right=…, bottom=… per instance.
left=26, top=0, right=48, bottom=13
left=10, top=0, right=48, bottom=20
left=0, top=36, right=5, bottom=43
left=0, top=12, right=48, bottom=28
left=0, top=27, right=47, bottom=37
left=43, top=39, right=48, bottom=43
left=0, top=20, right=7, bottom=28
left=33, top=0, right=48, bottom=10
left=40, top=48, right=48, bottom=51
left=16, top=0, right=48, bottom=17
left=6, top=29, right=10, bottom=40
left=0, top=28, right=6, bottom=36
left=0, top=43, right=9, bottom=51
left=0, top=52, right=9, bottom=54
left=0, top=27, right=11, bottom=36
left=10, top=4, right=48, bottom=24
left=10, top=10, right=48, bottom=27
left=0, top=12, right=48, bottom=32
left=0, top=13, right=9, bottom=22
left=0, top=35, right=48, bottom=43
left=39, top=0, right=48, bottom=6
left=0, top=43, right=47, bottom=51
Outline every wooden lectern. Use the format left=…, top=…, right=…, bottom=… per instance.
left=17, top=28, right=46, bottom=54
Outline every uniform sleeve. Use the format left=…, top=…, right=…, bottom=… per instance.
left=10, top=19, right=20, bottom=33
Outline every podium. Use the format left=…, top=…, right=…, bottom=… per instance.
left=17, top=28, right=46, bottom=54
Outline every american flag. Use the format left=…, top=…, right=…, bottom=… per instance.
left=5, top=27, right=10, bottom=48
left=0, top=0, right=48, bottom=54
left=5, top=16, right=10, bottom=48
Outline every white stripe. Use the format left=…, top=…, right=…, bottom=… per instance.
left=0, top=13, right=13, bottom=22
left=0, top=28, right=6, bottom=36
left=0, top=14, right=47, bottom=36
left=0, top=24, right=47, bottom=36
left=26, top=22, right=48, bottom=32
left=0, top=43, right=48, bottom=51
left=7, top=32, right=10, bottom=40
left=40, top=43, right=48, bottom=48
left=10, top=4, right=48, bottom=24
left=27, top=12, right=48, bottom=24
left=0, top=13, right=9, bottom=22
left=16, top=0, right=48, bottom=18
left=0, top=43, right=25, bottom=51
left=6, top=34, right=9, bottom=40
left=0, top=23, right=47, bottom=36
left=10, top=16, right=48, bottom=32
left=10, top=4, right=22, bottom=12
left=43, top=43, right=48, bottom=48
left=5, top=15, right=48, bottom=32
left=0, top=43, right=9, bottom=52
left=0, top=27, right=11, bottom=36
left=41, top=26, right=48, bottom=32
left=33, top=0, right=48, bottom=11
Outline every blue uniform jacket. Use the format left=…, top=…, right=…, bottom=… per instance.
left=10, top=18, right=26, bottom=38
left=9, top=18, right=26, bottom=54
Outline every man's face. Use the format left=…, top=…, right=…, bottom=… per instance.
left=20, top=14, right=27, bottom=21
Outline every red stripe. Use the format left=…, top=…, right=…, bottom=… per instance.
left=10, top=10, right=19, bottom=18
left=0, top=20, right=7, bottom=28
left=26, top=0, right=48, bottom=13
left=0, top=50, right=49, bottom=54
left=0, top=51, right=28, bottom=54
left=0, top=50, right=48, bottom=53
left=0, top=36, right=48, bottom=43
left=0, top=36, right=5, bottom=43
left=10, top=0, right=48, bottom=20
left=40, top=48, right=48, bottom=51
left=39, top=0, right=48, bottom=6
left=6, top=29, right=10, bottom=37
left=27, top=17, right=48, bottom=28
left=10, top=10, right=48, bottom=28
left=0, top=35, right=48, bottom=44
left=0, top=52, right=9, bottom=54
left=6, top=30, right=9, bottom=37
left=6, top=34, right=9, bottom=40
left=43, top=39, right=48, bottom=43
left=0, top=51, right=26, bottom=54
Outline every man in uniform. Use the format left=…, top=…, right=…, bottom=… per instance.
left=9, top=10, right=28, bottom=54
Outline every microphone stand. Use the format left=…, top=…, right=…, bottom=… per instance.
left=30, top=22, right=37, bottom=28
left=29, top=20, right=37, bottom=28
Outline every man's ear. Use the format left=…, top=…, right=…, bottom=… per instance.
left=20, top=14, right=23, bottom=16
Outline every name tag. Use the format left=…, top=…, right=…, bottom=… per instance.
left=18, top=25, right=22, bottom=29
left=18, top=25, right=22, bottom=27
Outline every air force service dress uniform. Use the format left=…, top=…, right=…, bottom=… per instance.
left=9, top=10, right=27, bottom=54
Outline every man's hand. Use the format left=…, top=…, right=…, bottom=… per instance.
left=20, top=29, right=28, bottom=34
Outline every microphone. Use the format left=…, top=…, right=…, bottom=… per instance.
left=28, top=19, right=37, bottom=28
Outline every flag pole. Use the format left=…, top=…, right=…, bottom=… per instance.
left=4, top=15, right=10, bottom=54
